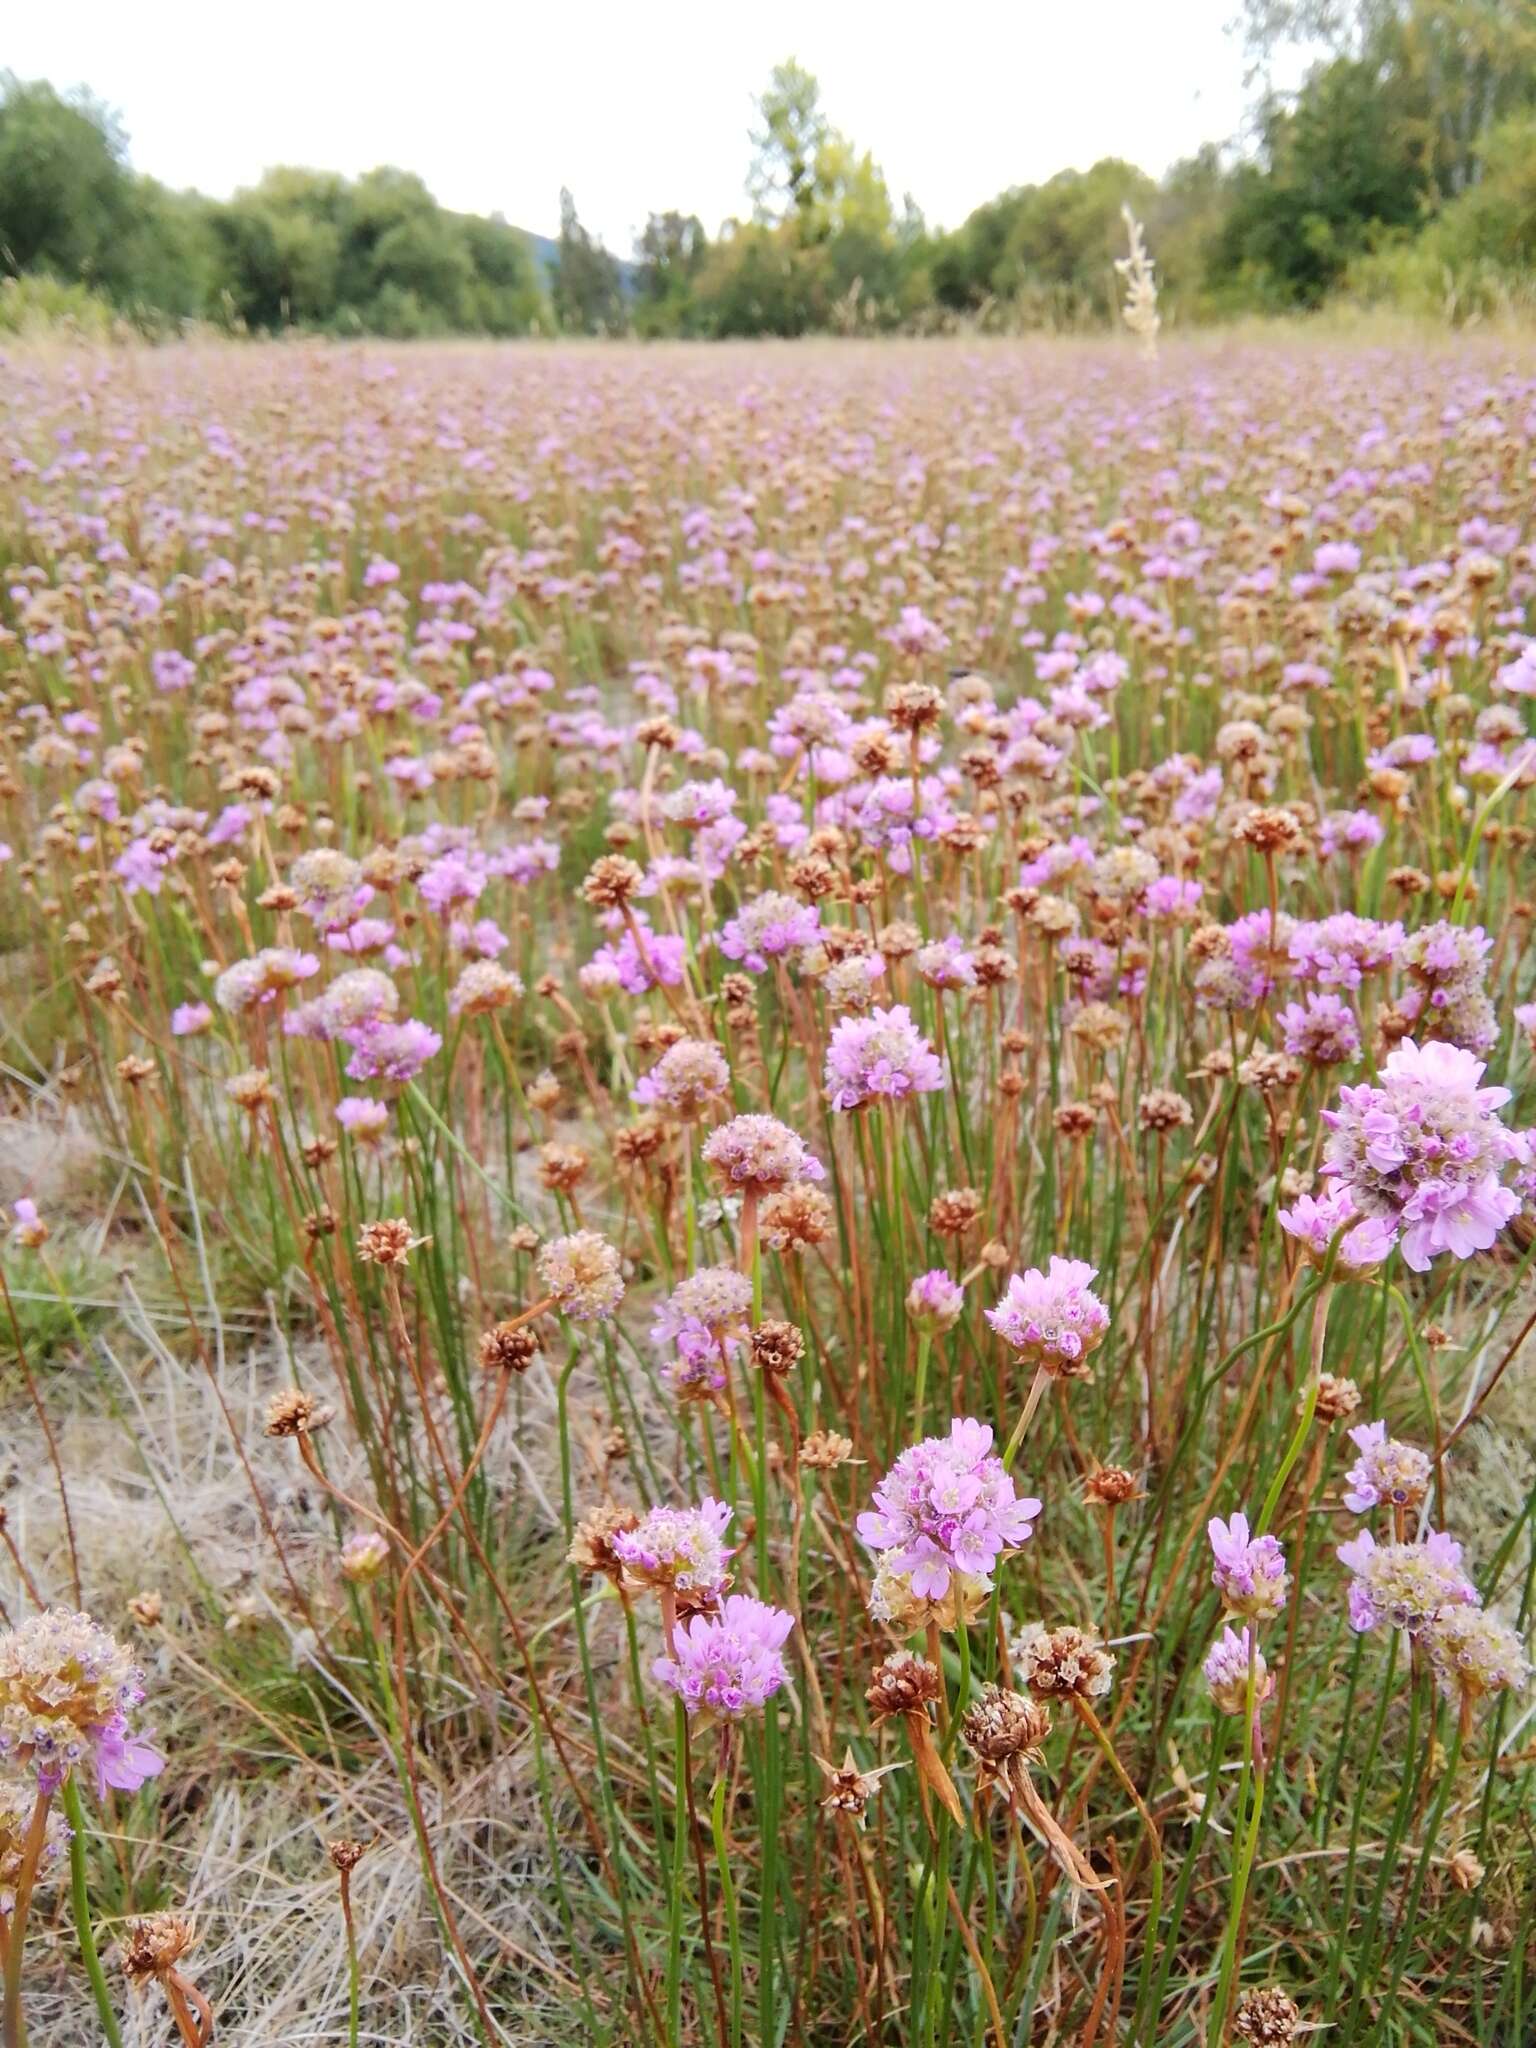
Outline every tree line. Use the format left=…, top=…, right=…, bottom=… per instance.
left=4, top=2, right=1536, bottom=340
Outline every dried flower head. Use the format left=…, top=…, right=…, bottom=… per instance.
left=1011, top=1622, right=1115, bottom=1701
left=1232, top=1986, right=1301, bottom=2045
left=264, top=1388, right=333, bottom=1438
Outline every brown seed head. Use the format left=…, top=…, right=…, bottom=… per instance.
left=580, top=855, right=644, bottom=909
left=867, top=1651, right=944, bottom=1721
left=356, top=1217, right=424, bottom=1266
left=750, top=1319, right=805, bottom=1375
left=1232, top=1987, right=1301, bottom=2045
left=799, top=1429, right=854, bottom=1470
left=264, top=1388, right=334, bottom=1439
left=120, top=1912, right=197, bottom=1984
left=1084, top=1465, right=1141, bottom=1507
left=478, top=1321, right=541, bottom=1374
left=961, top=1684, right=1053, bottom=1771
left=328, top=1837, right=367, bottom=1875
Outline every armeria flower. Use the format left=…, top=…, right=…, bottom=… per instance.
left=702, top=1114, right=824, bottom=1195
left=448, top=960, right=524, bottom=1014
left=914, top=936, right=976, bottom=989
left=343, top=1018, right=443, bottom=1082
left=1336, top=1528, right=1478, bottom=1634
left=0, top=1609, right=165, bottom=1797
left=1421, top=1605, right=1530, bottom=1707
left=8, top=1199, right=48, bottom=1250
left=824, top=1004, right=945, bottom=1112
left=1341, top=1420, right=1432, bottom=1515
left=339, top=1530, right=390, bottom=1583
left=985, top=1258, right=1110, bottom=1377
left=632, top=1037, right=730, bottom=1120
left=1276, top=991, right=1360, bottom=1065
left=335, top=1096, right=390, bottom=1143
left=536, top=1231, right=625, bottom=1321
left=719, top=891, right=821, bottom=973
left=170, top=1001, right=213, bottom=1037
left=213, top=947, right=320, bottom=1014
left=286, top=968, right=399, bottom=1040
left=651, top=1265, right=753, bottom=1349
left=584, top=919, right=687, bottom=996
left=1399, top=920, right=1492, bottom=996
left=1203, top=1624, right=1273, bottom=1715
left=652, top=1595, right=794, bottom=1719
left=906, top=1269, right=965, bottom=1334
left=611, top=1498, right=734, bottom=1600
left=1289, top=913, right=1402, bottom=990
left=1276, top=1187, right=1397, bottom=1273
left=1319, top=1039, right=1523, bottom=1271
left=857, top=1417, right=1041, bottom=1612
left=1011, top=1622, right=1115, bottom=1701
left=1208, top=1513, right=1289, bottom=1624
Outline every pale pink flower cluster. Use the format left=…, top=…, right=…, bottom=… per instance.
left=857, top=1418, right=1041, bottom=1606
left=824, top=1004, right=945, bottom=1112
left=1319, top=1040, right=1525, bottom=1272
left=611, top=1498, right=734, bottom=1600
left=1208, top=1513, right=1289, bottom=1623
left=985, top=1258, right=1109, bottom=1374
left=652, top=1595, right=794, bottom=1719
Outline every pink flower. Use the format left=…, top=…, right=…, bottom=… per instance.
left=1277, top=991, right=1360, bottom=1065
left=702, top=1115, right=823, bottom=1195
left=1320, top=1040, right=1523, bottom=1272
left=1208, top=1512, right=1289, bottom=1623
left=1337, top=1528, right=1477, bottom=1634
left=857, top=1418, right=1041, bottom=1608
left=343, top=1018, right=443, bottom=1083
left=653, top=1595, right=794, bottom=1719
left=985, top=1258, right=1109, bottom=1375
left=906, top=1270, right=965, bottom=1333
left=170, top=1001, right=213, bottom=1037
left=1341, top=1421, right=1432, bottom=1515
left=612, top=1499, right=734, bottom=1600
left=719, top=891, right=821, bottom=973
left=1203, top=1625, right=1273, bottom=1715
left=824, top=1005, right=944, bottom=1112
left=1276, top=1187, right=1396, bottom=1273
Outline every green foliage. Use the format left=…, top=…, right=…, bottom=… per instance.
left=5, top=19, right=1536, bottom=343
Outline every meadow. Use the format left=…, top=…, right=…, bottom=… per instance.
left=0, top=332, right=1532, bottom=2046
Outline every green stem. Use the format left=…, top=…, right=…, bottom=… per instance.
left=60, top=1776, right=125, bottom=2048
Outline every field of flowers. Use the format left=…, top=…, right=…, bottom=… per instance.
left=0, top=334, right=1532, bottom=2047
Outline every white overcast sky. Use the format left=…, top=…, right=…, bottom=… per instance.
left=6, top=1, right=1282, bottom=249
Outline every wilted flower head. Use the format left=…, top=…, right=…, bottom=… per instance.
left=1232, top=1986, right=1301, bottom=2045
left=702, top=1114, right=823, bottom=1195
left=340, top=1530, right=390, bottom=1583
left=118, top=1911, right=198, bottom=1985
left=1320, top=1040, right=1523, bottom=1271
left=652, top=1594, right=793, bottom=1719
left=857, top=1417, right=1041, bottom=1613
left=1421, top=1604, right=1530, bottom=1707
left=1337, top=1528, right=1477, bottom=1634
left=1341, top=1420, right=1432, bottom=1514
left=1011, top=1622, right=1114, bottom=1701
left=611, top=1497, right=733, bottom=1600
left=985, top=1258, right=1109, bottom=1376
left=1208, top=1512, right=1289, bottom=1623
left=0, top=1608, right=164, bottom=1796
left=8, top=1199, right=47, bottom=1250
left=537, top=1231, right=626, bottom=1320
left=0, top=1776, right=68, bottom=1909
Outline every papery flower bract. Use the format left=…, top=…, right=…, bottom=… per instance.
left=857, top=1417, right=1041, bottom=1612
left=652, top=1594, right=793, bottom=1719
left=1208, top=1512, right=1289, bottom=1623
left=985, top=1258, right=1109, bottom=1377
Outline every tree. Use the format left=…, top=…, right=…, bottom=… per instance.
left=551, top=189, right=626, bottom=334
left=748, top=60, right=830, bottom=225
left=634, top=211, right=708, bottom=336
left=0, top=75, right=136, bottom=287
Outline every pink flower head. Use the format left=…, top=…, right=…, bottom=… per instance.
left=906, top=1269, right=965, bottom=1334
left=343, top=1017, right=443, bottom=1083
left=719, top=891, right=821, bottom=973
left=824, top=1005, right=944, bottom=1112
left=1341, top=1420, right=1432, bottom=1515
left=170, top=1001, right=213, bottom=1038
left=1208, top=1512, right=1289, bottom=1624
left=1276, top=1187, right=1397, bottom=1274
left=702, top=1114, right=824, bottom=1195
left=1277, top=991, right=1360, bottom=1066
left=612, top=1499, right=734, bottom=1600
left=632, top=1036, right=731, bottom=1120
left=1320, top=1039, right=1523, bottom=1271
left=335, top=1096, right=391, bottom=1142
left=857, top=1417, right=1041, bottom=1608
left=1202, top=1625, right=1274, bottom=1715
left=652, top=1594, right=794, bottom=1719
left=985, top=1258, right=1109, bottom=1376
left=1336, top=1528, right=1477, bottom=1634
